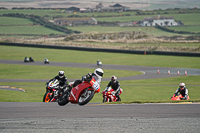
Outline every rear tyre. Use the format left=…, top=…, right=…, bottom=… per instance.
left=58, top=91, right=69, bottom=106
left=78, top=90, right=94, bottom=106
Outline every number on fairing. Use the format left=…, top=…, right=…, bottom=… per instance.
left=93, top=81, right=100, bottom=90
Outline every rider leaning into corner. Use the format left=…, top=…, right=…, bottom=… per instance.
left=174, top=83, right=189, bottom=100
left=104, top=75, right=121, bottom=101
left=67, top=68, right=104, bottom=93
left=47, top=71, right=68, bottom=92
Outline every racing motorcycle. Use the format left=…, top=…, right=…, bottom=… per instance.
left=171, top=94, right=190, bottom=100
left=58, top=77, right=100, bottom=106
left=102, top=87, right=123, bottom=103
left=43, top=79, right=66, bottom=102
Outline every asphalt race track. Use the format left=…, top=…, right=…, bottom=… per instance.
left=0, top=102, right=200, bottom=132
left=0, top=59, right=200, bottom=132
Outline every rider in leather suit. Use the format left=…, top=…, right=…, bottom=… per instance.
left=174, top=83, right=188, bottom=100
left=67, top=68, right=104, bottom=93
left=47, top=71, right=68, bottom=92
left=104, top=75, right=121, bottom=101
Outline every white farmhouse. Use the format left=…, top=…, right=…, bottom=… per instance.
left=140, top=16, right=179, bottom=27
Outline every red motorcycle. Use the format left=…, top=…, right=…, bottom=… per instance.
left=102, top=87, right=123, bottom=103
left=43, top=79, right=65, bottom=102
left=58, top=77, right=100, bottom=106
left=171, top=94, right=190, bottom=100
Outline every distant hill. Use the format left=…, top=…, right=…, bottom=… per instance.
left=0, top=0, right=199, bottom=10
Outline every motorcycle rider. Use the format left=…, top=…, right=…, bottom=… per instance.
left=67, top=68, right=104, bottom=93
left=47, top=70, right=68, bottom=92
left=174, top=83, right=188, bottom=100
left=104, top=75, right=121, bottom=101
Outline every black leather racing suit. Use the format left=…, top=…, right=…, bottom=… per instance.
left=105, top=80, right=121, bottom=101
left=48, top=75, right=68, bottom=92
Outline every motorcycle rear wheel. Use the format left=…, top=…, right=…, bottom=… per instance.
left=58, top=91, right=69, bottom=106
left=78, top=90, right=94, bottom=106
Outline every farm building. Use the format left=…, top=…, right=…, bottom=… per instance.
left=54, top=18, right=97, bottom=26
left=65, top=7, right=80, bottom=13
left=140, top=16, right=179, bottom=27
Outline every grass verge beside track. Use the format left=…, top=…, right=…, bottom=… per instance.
left=0, top=45, right=199, bottom=103
left=0, top=76, right=199, bottom=102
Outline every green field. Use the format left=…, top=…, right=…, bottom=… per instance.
left=0, top=45, right=199, bottom=103
left=168, top=26, right=200, bottom=33
left=0, top=9, right=200, bottom=37
left=0, top=16, right=65, bottom=35
left=67, top=26, right=185, bottom=36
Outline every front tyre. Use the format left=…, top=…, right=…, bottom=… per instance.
left=78, top=90, right=94, bottom=106
left=103, top=98, right=107, bottom=103
left=43, top=92, right=52, bottom=102
left=58, top=91, right=69, bottom=106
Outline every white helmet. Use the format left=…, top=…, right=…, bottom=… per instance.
left=179, top=83, right=185, bottom=88
left=58, top=70, right=65, bottom=78
left=94, top=68, right=104, bottom=78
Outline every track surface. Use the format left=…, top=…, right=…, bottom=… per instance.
left=0, top=102, right=200, bottom=132
left=1, top=59, right=200, bottom=132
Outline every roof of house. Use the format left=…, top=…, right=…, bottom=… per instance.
left=143, top=16, right=174, bottom=22
left=110, top=3, right=125, bottom=7
left=66, top=7, right=80, bottom=11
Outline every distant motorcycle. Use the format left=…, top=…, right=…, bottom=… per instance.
left=29, top=57, right=34, bottom=62
left=24, top=57, right=29, bottom=63
left=43, top=79, right=66, bottom=102
left=58, top=77, right=100, bottom=106
left=102, top=87, right=123, bottom=103
left=171, top=94, right=190, bottom=100
left=44, top=58, right=49, bottom=64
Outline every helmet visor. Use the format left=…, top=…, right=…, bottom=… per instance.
left=96, top=71, right=103, bottom=77
left=59, top=73, right=64, bottom=78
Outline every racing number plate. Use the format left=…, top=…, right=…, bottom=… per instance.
left=92, top=81, right=100, bottom=91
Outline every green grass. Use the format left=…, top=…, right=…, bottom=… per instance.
left=167, top=26, right=200, bottom=33
left=0, top=16, right=65, bottom=35
left=67, top=26, right=187, bottom=36
left=0, top=10, right=200, bottom=37
left=0, top=42, right=199, bottom=103
left=0, top=46, right=200, bottom=68
left=0, top=64, right=141, bottom=79
left=0, top=25, right=65, bottom=34
left=0, top=76, right=199, bottom=102
left=0, top=16, right=34, bottom=25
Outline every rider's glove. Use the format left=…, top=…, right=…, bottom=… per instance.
left=85, top=73, right=92, bottom=82
left=86, top=73, right=92, bottom=79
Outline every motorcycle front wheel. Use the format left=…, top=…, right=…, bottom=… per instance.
left=58, top=91, right=69, bottom=106
left=78, top=90, right=94, bottom=106
left=103, top=98, right=107, bottom=103
left=43, top=92, right=52, bottom=102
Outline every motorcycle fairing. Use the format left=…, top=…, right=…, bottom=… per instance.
left=171, top=94, right=190, bottom=100
left=69, top=81, right=91, bottom=103
left=89, top=77, right=100, bottom=93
